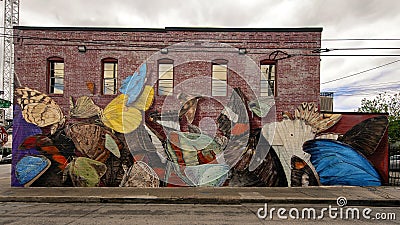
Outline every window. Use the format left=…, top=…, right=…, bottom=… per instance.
left=102, top=58, right=118, bottom=95
left=158, top=59, right=174, bottom=95
left=48, top=57, right=64, bottom=94
left=260, top=61, right=276, bottom=96
left=212, top=60, right=228, bottom=96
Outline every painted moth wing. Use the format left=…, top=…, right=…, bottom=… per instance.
left=120, top=161, right=160, bottom=187
left=248, top=96, right=274, bottom=117
left=15, top=87, right=64, bottom=134
left=16, top=155, right=51, bottom=187
left=66, top=123, right=110, bottom=163
left=69, top=96, right=101, bottom=118
left=339, top=115, right=388, bottom=156
left=303, top=139, right=381, bottom=186
left=101, top=94, right=142, bottom=133
left=130, top=85, right=154, bottom=111
left=290, top=155, right=320, bottom=187
left=184, top=164, right=230, bottom=187
left=105, top=133, right=121, bottom=158
left=68, top=157, right=107, bottom=187
left=119, top=63, right=147, bottom=105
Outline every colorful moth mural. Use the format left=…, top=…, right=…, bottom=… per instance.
left=12, top=62, right=389, bottom=188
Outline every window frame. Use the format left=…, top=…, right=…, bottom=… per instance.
left=260, top=60, right=276, bottom=97
left=101, top=58, right=118, bottom=95
left=47, top=56, right=65, bottom=95
left=157, top=58, right=174, bottom=96
left=211, top=59, right=228, bottom=97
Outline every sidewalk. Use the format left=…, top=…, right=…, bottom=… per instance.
left=1, top=183, right=400, bottom=206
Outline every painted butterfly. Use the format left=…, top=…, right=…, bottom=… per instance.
left=69, top=95, right=101, bottom=119
left=15, top=87, right=65, bottom=134
left=18, top=134, right=68, bottom=170
left=294, top=102, right=342, bottom=133
left=63, top=157, right=107, bottom=187
left=100, top=85, right=154, bottom=134
left=184, top=164, right=230, bottom=187
left=177, top=93, right=201, bottom=124
left=290, top=155, right=320, bottom=187
left=119, top=63, right=147, bottom=106
left=248, top=96, right=274, bottom=118
left=120, top=161, right=160, bottom=187
left=66, top=123, right=121, bottom=162
left=15, top=155, right=51, bottom=187
left=100, top=94, right=142, bottom=134
left=338, top=115, right=388, bottom=156
left=303, top=139, right=382, bottom=186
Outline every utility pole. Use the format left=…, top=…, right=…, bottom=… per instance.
left=1, top=0, right=19, bottom=119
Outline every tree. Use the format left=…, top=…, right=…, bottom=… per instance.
left=358, top=92, right=400, bottom=143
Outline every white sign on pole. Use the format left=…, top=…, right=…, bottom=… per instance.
left=0, top=109, right=4, bottom=125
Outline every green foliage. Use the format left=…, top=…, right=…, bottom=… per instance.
left=358, top=92, right=400, bottom=142
left=388, top=120, right=400, bottom=143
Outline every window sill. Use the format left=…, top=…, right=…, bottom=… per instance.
left=48, top=93, right=64, bottom=97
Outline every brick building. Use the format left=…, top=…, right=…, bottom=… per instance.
left=12, top=26, right=391, bottom=187
left=13, top=26, right=322, bottom=126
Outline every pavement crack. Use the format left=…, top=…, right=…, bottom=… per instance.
left=64, top=205, right=104, bottom=225
left=241, top=203, right=265, bottom=225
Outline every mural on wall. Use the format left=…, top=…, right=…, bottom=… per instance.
left=12, top=62, right=389, bottom=187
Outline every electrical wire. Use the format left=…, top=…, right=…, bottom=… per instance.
left=323, top=81, right=400, bottom=90
left=1, top=29, right=399, bottom=94
left=321, top=59, right=400, bottom=85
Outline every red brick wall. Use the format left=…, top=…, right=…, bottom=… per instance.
left=13, top=27, right=322, bottom=122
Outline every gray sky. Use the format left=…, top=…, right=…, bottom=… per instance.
left=8, top=0, right=400, bottom=111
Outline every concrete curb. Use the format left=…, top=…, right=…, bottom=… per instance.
left=0, top=186, right=399, bottom=206
left=1, top=196, right=399, bottom=206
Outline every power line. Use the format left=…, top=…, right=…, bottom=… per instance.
left=323, top=81, right=400, bottom=90
left=0, top=32, right=400, bottom=54
left=322, top=83, right=400, bottom=96
left=321, top=59, right=400, bottom=85
left=322, top=38, right=400, bottom=41
left=327, top=86, right=400, bottom=94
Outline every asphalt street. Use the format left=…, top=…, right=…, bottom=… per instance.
left=0, top=164, right=10, bottom=187
left=0, top=202, right=398, bottom=225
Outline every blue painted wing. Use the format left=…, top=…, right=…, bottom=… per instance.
left=12, top=105, right=42, bottom=187
left=303, top=139, right=381, bottom=186
left=16, top=155, right=51, bottom=186
left=119, top=63, right=147, bottom=105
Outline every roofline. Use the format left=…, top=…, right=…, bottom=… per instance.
left=167, top=27, right=323, bottom=32
left=14, top=26, right=323, bottom=33
left=321, top=111, right=389, bottom=116
left=14, top=26, right=166, bottom=32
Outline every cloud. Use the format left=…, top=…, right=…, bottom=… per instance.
left=20, top=0, right=272, bottom=27
left=334, top=95, right=365, bottom=111
left=17, top=0, right=400, bottom=112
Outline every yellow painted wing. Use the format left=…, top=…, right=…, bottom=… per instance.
left=101, top=94, right=142, bottom=133
left=130, top=85, right=154, bottom=111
